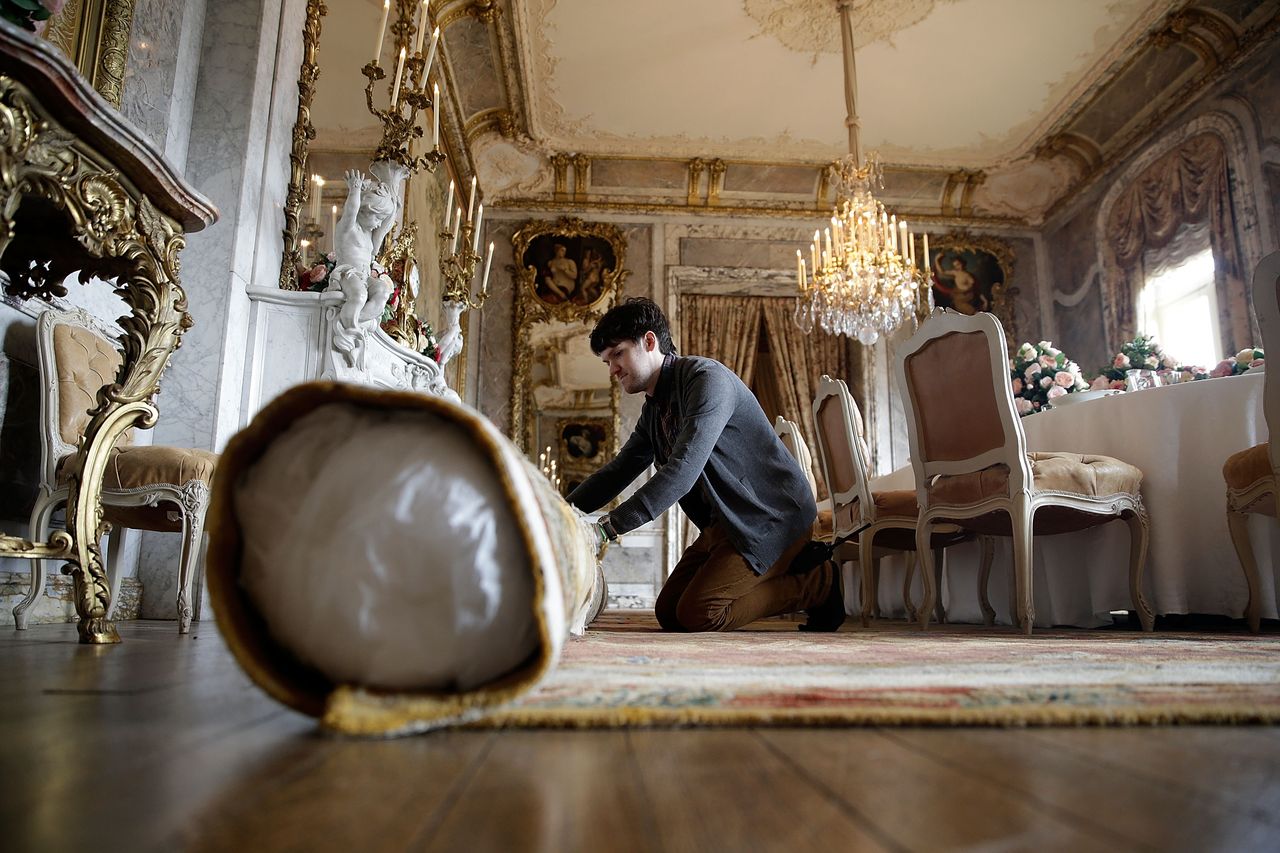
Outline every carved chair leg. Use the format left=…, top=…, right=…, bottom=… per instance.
left=14, top=495, right=60, bottom=629
left=915, top=522, right=937, bottom=631
left=932, top=547, right=947, bottom=625
left=176, top=494, right=208, bottom=635
left=858, top=532, right=876, bottom=627
left=1011, top=499, right=1035, bottom=636
left=902, top=551, right=918, bottom=624
left=977, top=536, right=996, bottom=627
left=1226, top=508, right=1262, bottom=634
left=104, top=524, right=125, bottom=621
left=872, top=560, right=883, bottom=620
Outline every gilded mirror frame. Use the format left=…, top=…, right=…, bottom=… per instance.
left=927, top=231, right=1018, bottom=345
left=278, top=0, right=325, bottom=291
left=511, top=216, right=628, bottom=458
left=42, top=0, right=136, bottom=107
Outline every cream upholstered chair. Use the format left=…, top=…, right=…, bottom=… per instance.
left=896, top=310, right=1152, bottom=634
left=1224, top=250, right=1280, bottom=633
left=810, top=374, right=979, bottom=626
left=772, top=415, right=820, bottom=502
left=13, top=309, right=217, bottom=633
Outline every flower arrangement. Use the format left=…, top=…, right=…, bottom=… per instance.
left=298, top=252, right=336, bottom=292
left=1010, top=341, right=1089, bottom=416
left=1093, top=333, right=1209, bottom=388
left=1211, top=347, right=1264, bottom=378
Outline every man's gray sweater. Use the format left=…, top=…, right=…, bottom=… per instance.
left=567, top=355, right=817, bottom=575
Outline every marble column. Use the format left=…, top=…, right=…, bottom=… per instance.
left=136, top=0, right=307, bottom=619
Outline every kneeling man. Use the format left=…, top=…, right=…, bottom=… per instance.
left=567, top=298, right=842, bottom=632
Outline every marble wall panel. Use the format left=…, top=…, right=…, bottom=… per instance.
left=722, top=163, right=816, bottom=195
left=450, top=17, right=504, bottom=116
left=140, top=0, right=302, bottom=618
left=475, top=219, right=519, bottom=431
left=679, top=237, right=807, bottom=269
left=591, top=159, right=686, bottom=191
left=121, top=0, right=208, bottom=170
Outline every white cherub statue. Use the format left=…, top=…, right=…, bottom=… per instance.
left=435, top=299, right=466, bottom=368
left=328, top=160, right=409, bottom=363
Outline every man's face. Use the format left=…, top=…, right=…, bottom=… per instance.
left=600, top=334, right=661, bottom=395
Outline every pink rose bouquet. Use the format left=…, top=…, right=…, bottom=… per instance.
left=1010, top=340, right=1088, bottom=416
left=1096, top=333, right=1209, bottom=385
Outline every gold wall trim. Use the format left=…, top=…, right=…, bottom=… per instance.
left=490, top=196, right=1025, bottom=226
left=278, top=0, right=326, bottom=290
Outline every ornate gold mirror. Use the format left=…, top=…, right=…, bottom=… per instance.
left=511, top=217, right=627, bottom=494
left=39, top=0, right=135, bottom=107
left=277, top=0, right=457, bottom=370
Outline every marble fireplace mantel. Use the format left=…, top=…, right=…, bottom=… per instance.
left=243, top=286, right=457, bottom=419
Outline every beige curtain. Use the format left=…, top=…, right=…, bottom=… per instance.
left=680, top=294, right=856, bottom=501
left=1104, top=133, right=1250, bottom=352
left=679, top=295, right=763, bottom=382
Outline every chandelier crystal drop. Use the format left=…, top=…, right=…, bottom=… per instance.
left=794, top=0, right=931, bottom=345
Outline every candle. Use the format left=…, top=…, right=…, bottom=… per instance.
left=824, top=228, right=832, bottom=260
left=466, top=175, right=477, bottom=222
left=329, top=204, right=337, bottom=249
left=432, top=82, right=440, bottom=148
left=310, top=174, right=323, bottom=222
left=472, top=203, right=483, bottom=252
left=373, top=0, right=389, bottom=65
left=413, top=0, right=428, bottom=52
left=899, top=220, right=908, bottom=259
left=481, top=241, right=494, bottom=294
left=450, top=207, right=461, bottom=253
left=444, top=179, right=454, bottom=231
left=922, top=232, right=929, bottom=273
left=390, top=47, right=406, bottom=109
left=424, top=25, right=440, bottom=77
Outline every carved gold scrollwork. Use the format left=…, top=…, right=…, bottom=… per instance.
left=0, top=75, right=191, bottom=643
left=686, top=158, right=706, bottom=206
left=550, top=152, right=571, bottom=200
left=279, top=0, right=326, bottom=290
left=706, top=158, right=726, bottom=207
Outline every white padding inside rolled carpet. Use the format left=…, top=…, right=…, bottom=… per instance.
left=235, top=404, right=538, bottom=691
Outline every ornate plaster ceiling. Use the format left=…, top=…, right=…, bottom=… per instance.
left=515, top=0, right=1170, bottom=169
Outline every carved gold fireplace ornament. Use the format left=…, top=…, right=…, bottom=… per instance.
left=0, top=21, right=216, bottom=643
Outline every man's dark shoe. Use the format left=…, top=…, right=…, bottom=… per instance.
left=799, top=561, right=845, bottom=632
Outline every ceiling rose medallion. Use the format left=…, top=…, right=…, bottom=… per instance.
left=743, top=0, right=953, bottom=55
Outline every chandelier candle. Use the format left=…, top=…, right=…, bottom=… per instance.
left=373, top=0, right=389, bottom=64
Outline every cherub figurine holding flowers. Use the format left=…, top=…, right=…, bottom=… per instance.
left=328, top=161, right=409, bottom=364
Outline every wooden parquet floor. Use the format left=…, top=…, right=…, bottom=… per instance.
left=4, top=619, right=1280, bottom=852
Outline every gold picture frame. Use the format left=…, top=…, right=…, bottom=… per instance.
left=42, top=0, right=136, bottom=107
left=927, top=231, right=1018, bottom=345
left=510, top=217, right=629, bottom=457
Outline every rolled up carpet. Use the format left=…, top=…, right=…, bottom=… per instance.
left=205, top=382, right=606, bottom=736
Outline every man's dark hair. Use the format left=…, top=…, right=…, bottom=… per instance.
left=589, top=297, right=675, bottom=355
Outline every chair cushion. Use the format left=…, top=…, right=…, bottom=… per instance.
left=1224, top=442, right=1271, bottom=491
left=871, top=489, right=918, bottom=518
left=928, top=451, right=1142, bottom=506
left=928, top=452, right=1142, bottom=536
left=58, top=444, right=218, bottom=490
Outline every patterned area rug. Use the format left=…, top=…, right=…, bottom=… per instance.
left=476, top=614, right=1280, bottom=728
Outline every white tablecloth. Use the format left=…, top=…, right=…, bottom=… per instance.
left=859, top=372, right=1278, bottom=627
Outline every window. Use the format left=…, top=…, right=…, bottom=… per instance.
left=1138, top=225, right=1220, bottom=368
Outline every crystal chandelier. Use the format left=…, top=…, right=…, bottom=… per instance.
left=794, top=0, right=930, bottom=345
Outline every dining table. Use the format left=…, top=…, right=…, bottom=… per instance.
left=859, top=371, right=1275, bottom=627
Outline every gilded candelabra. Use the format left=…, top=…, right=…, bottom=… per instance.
left=362, top=0, right=445, bottom=174
left=439, top=176, right=494, bottom=309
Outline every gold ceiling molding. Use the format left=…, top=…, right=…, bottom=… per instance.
left=742, top=0, right=955, bottom=54
left=490, top=196, right=1025, bottom=227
